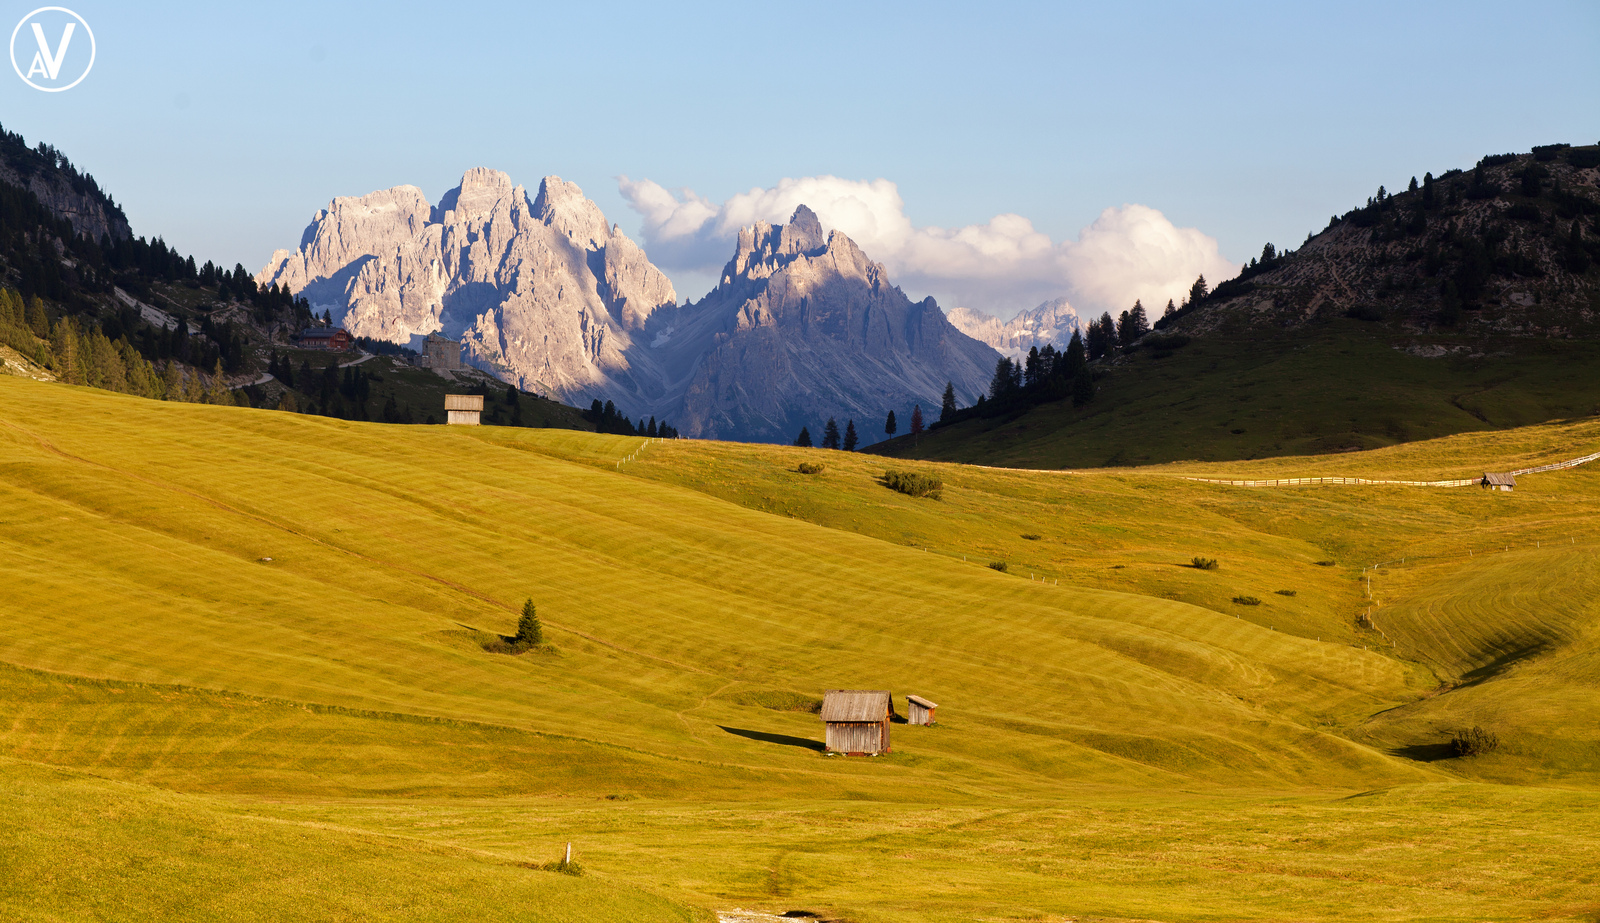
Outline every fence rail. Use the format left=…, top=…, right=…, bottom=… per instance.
left=1183, top=446, right=1600, bottom=489
left=1182, top=476, right=1477, bottom=488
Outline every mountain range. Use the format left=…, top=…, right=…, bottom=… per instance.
left=257, top=172, right=999, bottom=443
left=946, top=297, right=1081, bottom=361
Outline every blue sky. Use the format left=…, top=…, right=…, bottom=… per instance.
left=2, top=0, right=1596, bottom=316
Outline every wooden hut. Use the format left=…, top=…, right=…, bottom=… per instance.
left=906, top=694, right=938, bottom=726
left=821, top=690, right=893, bottom=755
left=445, top=393, right=483, bottom=425
left=1481, top=472, right=1516, bottom=492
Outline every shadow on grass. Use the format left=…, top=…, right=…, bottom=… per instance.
left=1391, top=742, right=1457, bottom=763
left=719, top=726, right=824, bottom=751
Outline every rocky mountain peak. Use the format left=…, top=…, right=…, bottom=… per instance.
left=533, top=175, right=611, bottom=248
left=779, top=204, right=826, bottom=256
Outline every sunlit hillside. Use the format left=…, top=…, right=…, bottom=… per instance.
left=3, top=376, right=1599, bottom=922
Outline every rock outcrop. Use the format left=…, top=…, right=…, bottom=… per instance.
left=256, top=169, right=676, bottom=410
left=947, top=297, right=1080, bottom=361
left=260, top=183, right=998, bottom=443
left=0, top=138, right=131, bottom=242
left=659, top=206, right=1000, bottom=442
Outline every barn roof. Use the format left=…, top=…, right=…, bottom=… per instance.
left=821, top=690, right=891, bottom=723
left=444, top=394, right=484, bottom=412
left=906, top=694, right=938, bottom=709
left=1483, top=472, right=1517, bottom=486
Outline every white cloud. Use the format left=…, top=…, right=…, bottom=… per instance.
left=618, top=174, right=1239, bottom=318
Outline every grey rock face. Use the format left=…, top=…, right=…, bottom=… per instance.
left=660, top=205, right=1000, bottom=442
left=947, top=297, right=1081, bottom=361
left=0, top=163, right=131, bottom=241
left=260, top=185, right=997, bottom=443
left=256, top=169, right=676, bottom=411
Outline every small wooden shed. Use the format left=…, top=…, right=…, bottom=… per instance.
left=1482, top=472, right=1516, bottom=492
left=445, top=393, right=484, bottom=425
left=906, top=694, right=938, bottom=726
left=821, top=690, right=893, bottom=755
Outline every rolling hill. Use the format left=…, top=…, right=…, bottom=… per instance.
left=875, top=143, right=1600, bottom=469
left=4, top=375, right=1600, bottom=921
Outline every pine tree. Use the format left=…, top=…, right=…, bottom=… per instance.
left=515, top=599, right=543, bottom=646
left=939, top=381, right=957, bottom=421
left=794, top=426, right=813, bottom=447
left=1126, top=300, right=1149, bottom=343
left=25, top=296, right=49, bottom=338
left=207, top=359, right=229, bottom=404
left=1064, top=330, right=1086, bottom=376
left=990, top=357, right=1016, bottom=399
left=1187, top=275, right=1208, bottom=308
left=910, top=405, right=923, bottom=436
left=1164, top=298, right=1176, bottom=318
left=822, top=418, right=841, bottom=449
left=884, top=410, right=897, bottom=436
left=843, top=419, right=858, bottom=451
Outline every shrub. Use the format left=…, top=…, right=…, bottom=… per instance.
left=1275, top=589, right=1298, bottom=597
left=883, top=469, right=943, bottom=500
left=1315, top=560, right=1336, bottom=567
left=796, top=462, right=825, bottom=474
left=1233, top=595, right=1262, bottom=606
left=1451, top=726, right=1500, bottom=757
left=988, top=561, right=1008, bottom=572
left=1020, top=533, right=1041, bottom=541
left=1567, top=148, right=1600, bottom=169
left=1192, top=557, right=1219, bottom=570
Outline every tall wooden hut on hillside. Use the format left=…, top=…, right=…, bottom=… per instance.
left=821, top=690, right=893, bottom=755
left=1482, top=472, right=1516, bottom=492
left=906, top=695, right=938, bottom=725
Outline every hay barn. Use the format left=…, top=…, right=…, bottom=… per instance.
left=906, top=694, right=938, bottom=725
left=821, top=690, right=894, bottom=755
left=445, top=393, right=483, bottom=425
left=1482, top=472, right=1516, bottom=492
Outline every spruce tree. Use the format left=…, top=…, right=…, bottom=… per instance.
left=884, top=410, right=897, bottom=435
left=516, top=599, right=543, bottom=646
left=794, top=426, right=813, bottom=447
left=1127, top=301, right=1149, bottom=342
left=843, top=419, right=858, bottom=451
left=940, top=381, right=957, bottom=421
left=1187, top=275, right=1208, bottom=308
left=910, top=405, right=924, bottom=436
left=1164, top=298, right=1176, bottom=319
left=822, top=418, right=841, bottom=449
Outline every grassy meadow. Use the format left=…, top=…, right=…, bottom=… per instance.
left=2, top=375, right=1599, bottom=921
left=873, top=318, right=1600, bottom=469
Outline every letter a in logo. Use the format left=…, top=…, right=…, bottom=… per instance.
left=10, top=7, right=95, bottom=92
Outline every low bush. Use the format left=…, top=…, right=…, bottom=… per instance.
left=1192, top=557, right=1219, bottom=570
left=1020, top=533, right=1041, bottom=541
left=1452, top=726, right=1500, bottom=757
left=796, top=462, right=825, bottom=474
left=988, top=561, right=1008, bottom=572
left=1315, top=560, right=1336, bottom=567
left=883, top=469, right=943, bottom=499
left=1275, top=589, right=1298, bottom=597
left=1233, top=595, right=1262, bottom=606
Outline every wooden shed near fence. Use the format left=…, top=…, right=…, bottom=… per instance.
left=821, top=690, right=893, bottom=755
left=1482, top=472, right=1516, bottom=492
left=906, top=695, right=938, bottom=726
left=445, top=393, right=483, bottom=425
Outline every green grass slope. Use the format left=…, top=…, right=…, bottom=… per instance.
left=4, top=376, right=1600, bottom=921
left=873, top=319, right=1600, bottom=468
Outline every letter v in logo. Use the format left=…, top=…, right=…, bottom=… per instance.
left=28, top=21, right=74, bottom=80
left=10, top=7, right=95, bottom=92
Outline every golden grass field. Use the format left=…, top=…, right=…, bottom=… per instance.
left=2, top=375, right=1598, bottom=921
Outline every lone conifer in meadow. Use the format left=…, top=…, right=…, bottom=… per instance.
left=822, top=418, right=841, bottom=449
left=843, top=419, right=859, bottom=451
left=794, top=426, right=813, bottom=447
left=884, top=410, right=897, bottom=436
left=516, top=599, right=543, bottom=646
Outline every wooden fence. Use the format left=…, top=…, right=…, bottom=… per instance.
left=1182, top=476, right=1477, bottom=488
left=1510, top=449, right=1600, bottom=476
